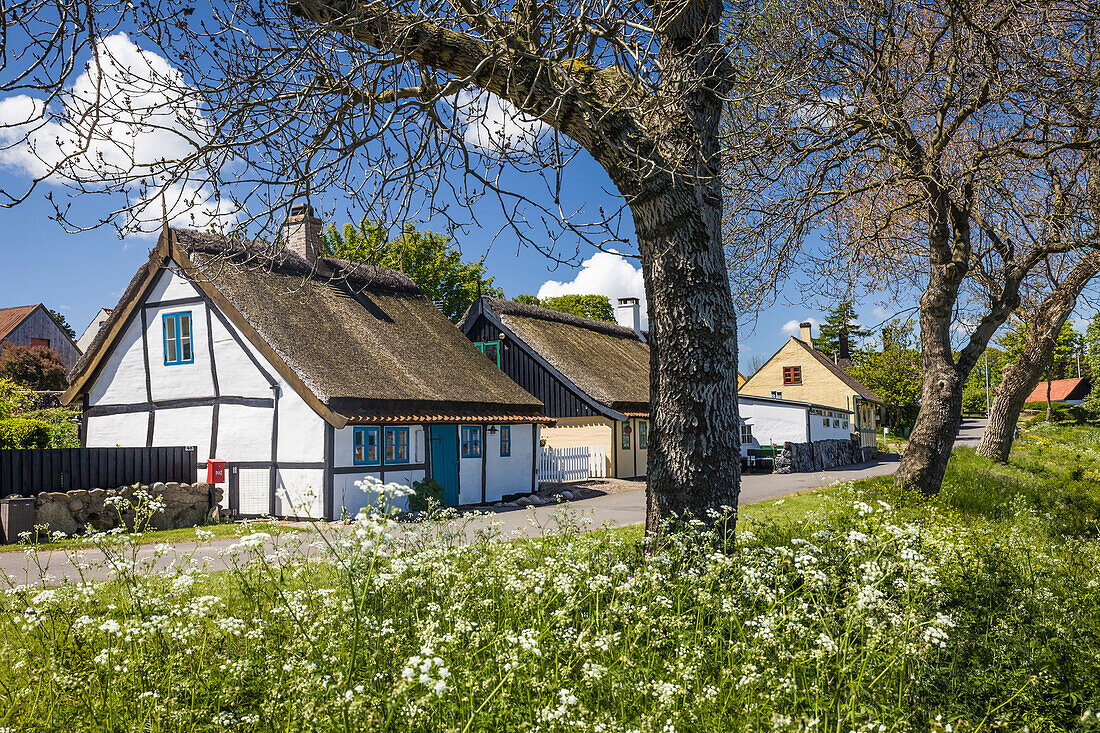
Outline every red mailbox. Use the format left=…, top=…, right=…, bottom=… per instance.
left=207, top=459, right=227, bottom=484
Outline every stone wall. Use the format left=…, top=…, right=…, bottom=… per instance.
left=34, top=482, right=220, bottom=536
left=775, top=438, right=867, bottom=474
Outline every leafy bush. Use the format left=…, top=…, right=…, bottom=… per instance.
left=0, top=417, right=50, bottom=448
left=408, top=477, right=445, bottom=511
left=0, top=377, right=33, bottom=419
left=1021, top=400, right=1089, bottom=426
left=19, top=407, right=80, bottom=448
left=0, top=341, right=67, bottom=390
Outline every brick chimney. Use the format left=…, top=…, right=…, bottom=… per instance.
left=800, top=321, right=812, bottom=343
left=283, top=203, right=322, bottom=263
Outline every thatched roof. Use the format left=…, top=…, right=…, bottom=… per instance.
left=466, top=297, right=651, bottom=413
left=69, top=229, right=544, bottom=424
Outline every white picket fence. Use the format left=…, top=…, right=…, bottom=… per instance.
left=537, top=446, right=607, bottom=483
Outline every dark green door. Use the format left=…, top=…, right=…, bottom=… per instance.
left=429, top=425, right=460, bottom=506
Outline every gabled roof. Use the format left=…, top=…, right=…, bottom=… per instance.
left=65, top=228, right=545, bottom=427
left=461, top=297, right=650, bottom=414
left=1025, top=377, right=1090, bottom=403
left=789, top=337, right=883, bottom=403
left=0, top=304, right=41, bottom=342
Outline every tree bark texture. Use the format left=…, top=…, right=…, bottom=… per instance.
left=977, top=253, right=1100, bottom=462
left=290, top=0, right=742, bottom=531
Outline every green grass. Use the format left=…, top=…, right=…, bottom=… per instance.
left=2, top=426, right=1100, bottom=731
left=0, top=518, right=297, bottom=553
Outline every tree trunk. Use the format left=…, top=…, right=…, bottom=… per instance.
left=1046, top=374, right=1053, bottom=422
left=893, top=349, right=964, bottom=494
left=632, top=0, right=740, bottom=534
left=979, top=360, right=1046, bottom=462
left=894, top=193, right=970, bottom=494
left=634, top=185, right=741, bottom=534
left=977, top=251, right=1100, bottom=461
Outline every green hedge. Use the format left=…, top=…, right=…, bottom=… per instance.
left=19, top=408, right=80, bottom=448
left=0, top=418, right=51, bottom=449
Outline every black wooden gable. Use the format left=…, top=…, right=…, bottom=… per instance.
left=463, top=308, right=620, bottom=420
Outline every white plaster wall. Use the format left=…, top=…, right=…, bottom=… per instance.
left=334, top=470, right=425, bottom=517
left=276, top=387, right=325, bottom=463
left=152, top=405, right=213, bottom=456
left=275, top=468, right=325, bottom=518
left=208, top=315, right=273, bottom=399
left=146, top=283, right=215, bottom=402
left=86, top=412, right=148, bottom=448
left=484, top=424, right=536, bottom=502
left=216, top=404, right=275, bottom=461
left=88, top=311, right=149, bottom=407
left=808, top=409, right=853, bottom=442
left=333, top=425, right=425, bottom=468
left=739, top=400, right=809, bottom=449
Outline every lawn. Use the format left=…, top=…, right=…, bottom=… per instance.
left=0, top=517, right=296, bottom=553
left=2, top=425, right=1100, bottom=731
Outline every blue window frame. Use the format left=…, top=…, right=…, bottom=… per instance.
left=353, top=426, right=380, bottom=466
left=384, top=427, right=410, bottom=464
left=621, top=421, right=631, bottom=450
left=162, top=311, right=194, bottom=366
left=499, top=425, right=511, bottom=457
left=638, top=420, right=648, bottom=450
left=461, top=425, right=482, bottom=458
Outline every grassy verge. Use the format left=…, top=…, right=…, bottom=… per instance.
left=0, top=518, right=297, bottom=553
left=2, top=425, right=1099, bottom=731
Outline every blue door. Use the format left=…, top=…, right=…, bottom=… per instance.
left=429, top=425, right=460, bottom=506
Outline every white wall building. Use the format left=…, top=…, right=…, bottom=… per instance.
left=738, top=395, right=854, bottom=455
left=63, top=210, right=548, bottom=519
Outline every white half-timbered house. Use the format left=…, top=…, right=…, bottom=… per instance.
left=63, top=207, right=548, bottom=519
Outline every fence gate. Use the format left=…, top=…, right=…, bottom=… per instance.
left=537, top=446, right=607, bottom=483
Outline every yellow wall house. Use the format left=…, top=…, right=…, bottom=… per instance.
left=741, top=322, right=883, bottom=453
left=460, top=296, right=652, bottom=479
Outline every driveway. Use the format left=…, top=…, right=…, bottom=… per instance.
left=1, top=418, right=987, bottom=587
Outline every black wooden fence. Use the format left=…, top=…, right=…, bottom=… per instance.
left=0, top=446, right=198, bottom=498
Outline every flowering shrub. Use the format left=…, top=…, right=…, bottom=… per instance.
left=1, top=439, right=1100, bottom=731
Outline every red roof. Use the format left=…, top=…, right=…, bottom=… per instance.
left=0, top=304, right=39, bottom=342
left=1025, top=378, right=1090, bottom=403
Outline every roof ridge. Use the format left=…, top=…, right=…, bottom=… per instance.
left=484, top=297, right=641, bottom=340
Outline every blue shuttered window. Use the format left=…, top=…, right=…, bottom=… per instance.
left=385, top=427, right=410, bottom=464
left=461, top=425, right=482, bottom=458
left=353, top=427, right=380, bottom=466
left=162, top=311, right=194, bottom=366
left=499, top=425, right=511, bottom=457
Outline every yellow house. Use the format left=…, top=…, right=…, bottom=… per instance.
left=741, top=322, right=882, bottom=451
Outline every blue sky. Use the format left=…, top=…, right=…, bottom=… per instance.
left=0, top=157, right=840, bottom=364
left=0, top=29, right=912, bottom=365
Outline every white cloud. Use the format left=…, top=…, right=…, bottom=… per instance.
left=782, top=317, right=818, bottom=337
left=451, top=90, right=549, bottom=154
left=536, top=250, right=647, bottom=328
left=0, top=32, right=236, bottom=237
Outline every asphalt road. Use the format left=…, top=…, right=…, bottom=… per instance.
left=1, top=418, right=987, bottom=587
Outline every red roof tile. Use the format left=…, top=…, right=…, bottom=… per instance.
left=1024, top=378, right=1090, bottom=403
left=0, top=304, right=39, bottom=342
